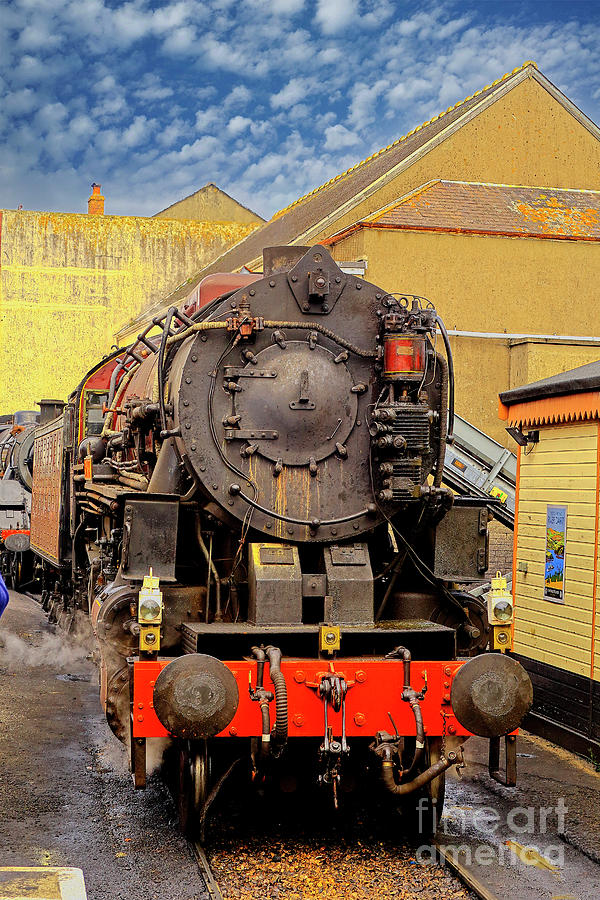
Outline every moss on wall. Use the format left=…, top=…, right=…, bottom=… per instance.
left=0, top=210, right=258, bottom=413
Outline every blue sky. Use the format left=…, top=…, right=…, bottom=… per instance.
left=1, top=0, right=599, bottom=219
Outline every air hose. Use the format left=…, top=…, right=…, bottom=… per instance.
left=381, top=748, right=457, bottom=796
left=265, top=645, right=288, bottom=747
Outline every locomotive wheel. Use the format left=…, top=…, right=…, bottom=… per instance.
left=9, top=555, right=22, bottom=590
left=178, top=740, right=210, bottom=838
left=398, top=737, right=446, bottom=836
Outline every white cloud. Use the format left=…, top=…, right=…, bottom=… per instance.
left=349, top=79, right=389, bottom=125
left=162, top=25, right=197, bottom=54
left=93, top=75, right=119, bottom=95
left=134, top=74, right=174, bottom=102
left=324, top=123, right=361, bottom=150
left=270, top=77, right=312, bottom=109
left=315, top=0, right=359, bottom=34
left=195, top=106, right=219, bottom=131
left=227, top=115, right=252, bottom=135
left=223, top=85, right=252, bottom=109
left=1, top=0, right=599, bottom=221
left=4, top=88, right=39, bottom=116
left=269, top=0, right=305, bottom=13
left=122, top=115, right=154, bottom=148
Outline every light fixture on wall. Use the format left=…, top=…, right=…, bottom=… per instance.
left=506, top=426, right=539, bottom=447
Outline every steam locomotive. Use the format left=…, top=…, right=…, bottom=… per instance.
left=3, top=245, right=532, bottom=835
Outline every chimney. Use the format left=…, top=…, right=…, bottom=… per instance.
left=88, top=183, right=105, bottom=215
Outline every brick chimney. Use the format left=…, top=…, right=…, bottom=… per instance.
left=88, top=183, right=105, bottom=215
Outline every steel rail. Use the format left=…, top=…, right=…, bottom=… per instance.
left=190, top=841, right=225, bottom=900
left=434, top=840, right=501, bottom=900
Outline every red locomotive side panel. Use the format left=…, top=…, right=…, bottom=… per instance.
left=30, top=419, right=64, bottom=565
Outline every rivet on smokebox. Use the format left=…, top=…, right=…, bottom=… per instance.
left=448, top=725, right=456, bottom=735
left=355, top=670, right=367, bottom=683
left=354, top=713, right=366, bottom=727
left=137, top=703, right=144, bottom=709
left=443, top=693, right=451, bottom=703
left=137, top=715, right=144, bottom=722
left=444, top=666, right=452, bottom=676
left=293, top=714, right=305, bottom=727
left=229, top=726, right=238, bottom=736
left=294, top=670, right=306, bottom=683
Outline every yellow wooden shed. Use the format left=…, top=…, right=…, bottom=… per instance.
left=499, top=362, right=600, bottom=754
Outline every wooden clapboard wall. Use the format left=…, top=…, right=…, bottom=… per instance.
left=512, top=420, right=600, bottom=751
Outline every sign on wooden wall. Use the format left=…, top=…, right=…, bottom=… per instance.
left=544, top=505, right=567, bottom=603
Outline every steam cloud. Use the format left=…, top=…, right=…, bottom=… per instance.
left=0, top=627, right=90, bottom=671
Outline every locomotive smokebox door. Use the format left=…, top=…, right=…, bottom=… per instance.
left=433, top=499, right=490, bottom=582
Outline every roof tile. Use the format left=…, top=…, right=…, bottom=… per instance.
left=360, top=180, right=600, bottom=240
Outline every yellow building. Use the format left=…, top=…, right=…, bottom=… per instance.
left=324, top=179, right=600, bottom=445
left=120, top=61, right=600, bottom=445
left=0, top=183, right=263, bottom=414
left=500, top=364, right=600, bottom=753
left=154, top=182, right=263, bottom=225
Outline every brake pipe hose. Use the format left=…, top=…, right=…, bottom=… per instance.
left=164, top=319, right=375, bottom=358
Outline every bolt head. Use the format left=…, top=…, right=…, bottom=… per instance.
left=355, top=670, right=367, bottom=683
left=294, top=670, right=305, bottom=683
left=354, top=713, right=366, bottom=727
left=293, top=714, right=305, bottom=727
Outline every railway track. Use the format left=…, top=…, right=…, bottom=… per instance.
left=190, top=841, right=225, bottom=900
left=435, top=842, right=500, bottom=900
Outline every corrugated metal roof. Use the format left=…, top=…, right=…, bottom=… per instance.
left=353, top=180, right=600, bottom=240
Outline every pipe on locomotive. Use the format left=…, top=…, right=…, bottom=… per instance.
left=433, top=353, right=449, bottom=487
left=264, top=646, right=288, bottom=750
left=435, top=315, right=455, bottom=443
left=250, top=647, right=273, bottom=759
left=380, top=747, right=461, bottom=796
left=385, top=646, right=426, bottom=779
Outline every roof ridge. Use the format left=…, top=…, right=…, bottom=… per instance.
left=270, top=61, right=538, bottom=222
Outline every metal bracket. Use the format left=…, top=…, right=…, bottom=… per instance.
left=224, top=429, right=279, bottom=441
left=489, top=733, right=517, bottom=787
left=223, top=367, right=277, bottom=378
left=287, top=246, right=347, bottom=315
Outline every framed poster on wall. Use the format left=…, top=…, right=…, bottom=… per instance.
left=544, top=505, right=567, bottom=603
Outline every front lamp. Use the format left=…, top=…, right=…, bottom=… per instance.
left=492, top=599, right=513, bottom=622
left=139, top=596, right=162, bottom=622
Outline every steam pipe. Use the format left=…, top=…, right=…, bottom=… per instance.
left=195, top=515, right=221, bottom=622
left=385, top=646, right=425, bottom=777
left=435, top=315, right=455, bottom=443
left=251, top=647, right=272, bottom=759
left=265, top=646, right=288, bottom=747
left=381, top=748, right=457, bottom=796
left=433, top=353, right=449, bottom=487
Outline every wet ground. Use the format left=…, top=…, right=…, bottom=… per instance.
left=0, top=592, right=207, bottom=900
left=1, top=591, right=600, bottom=900
left=441, top=732, right=600, bottom=899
